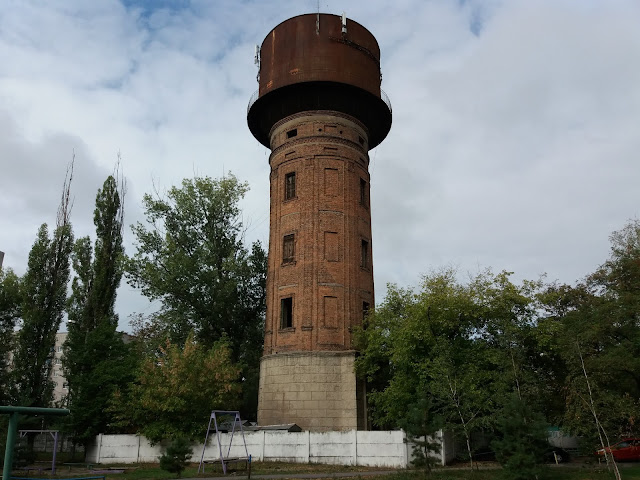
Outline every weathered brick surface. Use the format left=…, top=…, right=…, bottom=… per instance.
left=263, top=111, right=374, bottom=355
left=257, top=111, right=373, bottom=431
left=258, top=111, right=373, bottom=431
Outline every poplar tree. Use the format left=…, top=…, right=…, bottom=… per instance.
left=12, top=164, right=74, bottom=408
left=0, top=267, right=22, bottom=404
left=63, top=171, right=135, bottom=446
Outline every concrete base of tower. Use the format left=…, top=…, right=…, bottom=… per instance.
left=257, top=351, right=367, bottom=431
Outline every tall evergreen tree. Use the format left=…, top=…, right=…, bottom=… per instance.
left=12, top=165, right=74, bottom=408
left=0, top=267, right=22, bottom=404
left=63, top=171, right=135, bottom=446
left=492, top=395, right=549, bottom=480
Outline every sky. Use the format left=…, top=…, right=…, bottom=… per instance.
left=1, top=0, right=640, bottom=332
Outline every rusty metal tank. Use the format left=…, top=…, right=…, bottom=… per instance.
left=247, top=13, right=392, bottom=150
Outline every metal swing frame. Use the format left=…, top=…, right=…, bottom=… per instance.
left=18, top=429, right=61, bottom=474
left=198, top=410, right=250, bottom=475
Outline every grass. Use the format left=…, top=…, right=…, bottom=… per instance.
left=8, top=461, right=640, bottom=480
left=104, top=460, right=386, bottom=478
left=99, top=462, right=640, bottom=480
left=369, top=465, right=640, bottom=480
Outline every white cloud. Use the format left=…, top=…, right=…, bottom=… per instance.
left=1, top=0, right=640, bottom=330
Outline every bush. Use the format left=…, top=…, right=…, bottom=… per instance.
left=12, top=441, right=36, bottom=468
left=159, top=436, right=193, bottom=478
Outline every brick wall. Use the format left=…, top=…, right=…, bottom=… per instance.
left=258, top=111, right=374, bottom=430
left=264, top=111, right=374, bottom=354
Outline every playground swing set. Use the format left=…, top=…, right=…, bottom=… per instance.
left=2, top=407, right=252, bottom=479
left=198, top=410, right=251, bottom=477
left=0, top=406, right=105, bottom=480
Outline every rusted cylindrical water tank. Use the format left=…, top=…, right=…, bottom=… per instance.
left=248, top=13, right=391, bottom=149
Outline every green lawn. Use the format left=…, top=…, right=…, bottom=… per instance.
left=373, top=466, right=640, bottom=480
left=95, top=462, right=640, bottom=480
left=9, top=461, right=640, bottom=480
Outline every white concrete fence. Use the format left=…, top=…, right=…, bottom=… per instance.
left=86, top=430, right=456, bottom=467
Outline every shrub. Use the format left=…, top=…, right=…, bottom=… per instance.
left=159, top=436, right=193, bottom=478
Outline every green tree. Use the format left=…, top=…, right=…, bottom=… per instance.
left=538, top=220, right=640, bottom=441
left=111, top=333, right=241, bottom=443
left=125, top=174, right=266, bottom=419
left=63, top=173, right=136, bottom=447
left=354, top=284, right=413, bottom=429
left=491, top=395, right=549, bottom=480
left=159, top=436, right=193, bottom=478
left=356, top=270, right=497, bottom=466
left=356, top=269, right=548, bottom=466
left=12, top=167, right=74, bottom=408
left=0, top=267, right=22, bottom=404
left=400, top=394, right=442, bottom=473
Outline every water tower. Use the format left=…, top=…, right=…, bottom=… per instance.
left=247, top=13, right=391, bottom=431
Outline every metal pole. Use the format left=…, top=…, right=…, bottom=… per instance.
left=214, top=413, right=226, bottom=474
left=3, top=412, right=19, bottom=480
left=51, top=431, right=59, bottom=474
left=227, top=414, right=236, bottom=459
left=198, top=414, right=214, bottom=473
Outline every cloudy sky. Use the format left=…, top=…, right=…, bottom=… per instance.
left=1, top=0, right=639, bottom=331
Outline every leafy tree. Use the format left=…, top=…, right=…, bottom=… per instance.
left=471, top=273, right=544, bottom=404
left=357, top=270, right=497, bottom=466
left=125, top=174, right=266, bottom=419
left=538, top=220, right=640, bottom=441
left=0, top=267, right=22, bottom=404
left=159, top=436, right=193, bottom=478
left=63, top=173, right=136, bottom=447
left=356, top=269, right=550, bottom=466
left=111, top=333, right=241, bottom=443
left=12, top=166, right=74, bottom=408
left=354, top=284, right=414, bottom=429
left=491, top=395, right=549, bottom=480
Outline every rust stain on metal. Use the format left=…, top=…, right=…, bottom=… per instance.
left=248, top=13, right=392, bottom=150
left=257, top=14, right=382, bottom=97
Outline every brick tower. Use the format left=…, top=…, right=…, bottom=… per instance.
left=247, top=13, right=391, bottom=431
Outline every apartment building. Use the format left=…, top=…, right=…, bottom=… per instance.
left=51, top=332, right=68, bottom=404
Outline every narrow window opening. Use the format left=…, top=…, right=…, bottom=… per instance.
left=363, top=302, right=370, bottom=322
left=285, top=172, right=296, bottom=200
left=287, top=128, right=297, bottom=138
left=360, top=178, right=367, bottom=207
left=281, top=297, right=293, bottom=329
left=361, top=239, right=369, bottom=268
left=283, top=234, right=295, bottom=263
